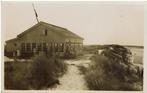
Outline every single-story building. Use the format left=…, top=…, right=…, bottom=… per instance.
left=5, top=21, right=84, bottom=58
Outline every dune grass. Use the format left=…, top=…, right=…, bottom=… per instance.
left=5, top=54, right=67, bottom=90
left=82, top=55, right=143, bottom=90
left=79, top=45, right=143, bottom=91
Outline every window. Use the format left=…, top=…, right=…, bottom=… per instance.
left=50, top=43, right=53, bottom=52
left=59, top=43, right=64, bottom=52
left=26, top=43, right=31, bottom=51
left=43, top=43, right=47, bottom=51
left=32, top=43, right=36, bottom=49
left=21, top=43, right=25, bottom=52
left=38, top=43, right=42, bottom=51
left=44, top=29, right=47, bottom=36
left=55, top=43, right=58, bottom=52
left=14, top=43, right=17, bottom=46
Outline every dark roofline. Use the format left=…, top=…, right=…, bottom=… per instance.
left=17, top=21, right=84, bottom=40
left=42, top=21, right=67, bottom=31
left=6, top=38, right=18, bottom=43
left=40, top=21, right=84, bottom=40
left=17, top=22, right=41, bottom=38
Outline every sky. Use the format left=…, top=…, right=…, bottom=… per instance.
left=2, top=1, right=144, bottom=46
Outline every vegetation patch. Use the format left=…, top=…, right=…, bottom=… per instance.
left=80, top=45, right=143, bottom=91
left=5, top=54, right=67, bottom=90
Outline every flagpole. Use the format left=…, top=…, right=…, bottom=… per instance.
left=32, top=3, right=39, bottom=23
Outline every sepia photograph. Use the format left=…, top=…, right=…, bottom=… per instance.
left=1, top=1, right=144, bottom=92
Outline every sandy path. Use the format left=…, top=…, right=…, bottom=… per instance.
left=49, top=54, right=93, bottom=90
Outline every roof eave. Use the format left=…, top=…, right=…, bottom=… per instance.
left=5, top=38, right=18, bottom=43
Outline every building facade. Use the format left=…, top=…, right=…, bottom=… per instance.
left=5, top=21, right=84, bottom=58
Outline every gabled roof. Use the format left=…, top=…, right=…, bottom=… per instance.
left=17, top=21, right=84, bottom=40
left=6, top=38, right=18, bottom=43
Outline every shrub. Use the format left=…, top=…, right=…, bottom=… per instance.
left=83, top=45, right=143, bottom=90
left=5, top=62, right=32, bottom=90
left=31, top=55, right=55, bottom=89
left=53, top=58, right=67, bottom=76
left=5, top=54, right=67, bottom=90
left=30, top=54, right=67, bottom=89
left=63, top=47, right=78, bottom=59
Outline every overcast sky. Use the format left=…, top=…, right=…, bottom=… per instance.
left=2, top=2, right=144, bottom=45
